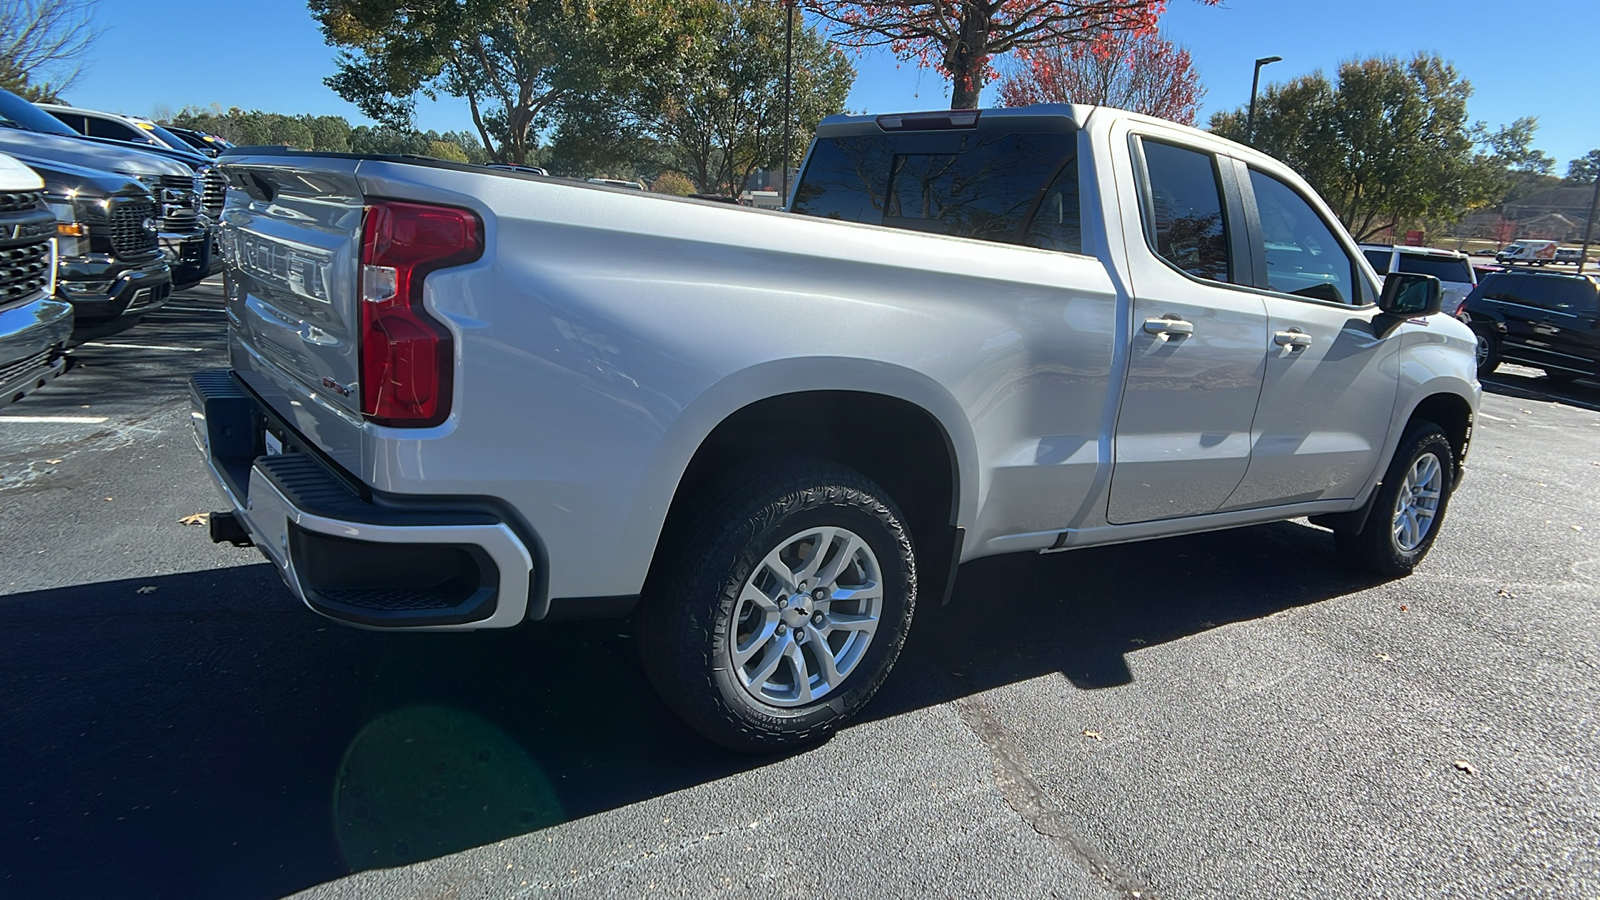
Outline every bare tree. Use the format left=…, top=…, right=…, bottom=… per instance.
left=0, top=0, right=102, bottom=101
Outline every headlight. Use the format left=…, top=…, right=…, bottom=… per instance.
left=44, top=196, right=89, bottom=256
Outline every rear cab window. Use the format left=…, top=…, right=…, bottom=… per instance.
left=1397, top=253, right=1473, bottom=284
left=1362, top=249, right=1392, bottom=275
left=792, top=120, right=1082, bottom=254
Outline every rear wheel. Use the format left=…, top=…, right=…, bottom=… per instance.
left=1472, top=328, right=1500, bottom=379
left=637, top=460, right=916, bottom=753
left=1335, top=421, right=1455, bottom=577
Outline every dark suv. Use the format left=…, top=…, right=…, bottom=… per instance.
left=1457, top=270, right=1600, bottom=383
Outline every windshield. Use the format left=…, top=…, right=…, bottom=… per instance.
left=1397, top=253, right=1473, bottom=284
left=0, top=90, right=81, bottom=136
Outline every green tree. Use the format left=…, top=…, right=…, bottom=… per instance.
left=652, top=0, right=853, bottom=196
left=650, top=171, right=696, bottom=196
left=425, top=139, right=469, bottom=162
left=1566, top=149, right=1600, bottom=185
left=304, top=114, right=352, bottom=153
left=1210, top=55, right=1529, bottom=241
left=310, top=0, right=715, bottom=165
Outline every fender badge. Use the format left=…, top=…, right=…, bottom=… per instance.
left=321, top=376, right=352, bottom=397
left=1406, top=317, right=1430, bottom=326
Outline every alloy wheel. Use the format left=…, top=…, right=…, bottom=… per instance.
left=728, top=526, right=883, bottom=708
left=1392, top=451, right=1444, bottom=552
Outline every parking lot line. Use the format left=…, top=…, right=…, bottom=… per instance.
left=0, top=416, right=109, bottom=424
left=82, top=342, right=204, bottom=352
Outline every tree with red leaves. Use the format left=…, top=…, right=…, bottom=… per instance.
left=996, top=28, right=1203, bottom=124
left=806, top=0, right=1217, bottom=109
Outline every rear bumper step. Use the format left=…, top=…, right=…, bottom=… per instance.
left=189, top=370, right=536, bottom=630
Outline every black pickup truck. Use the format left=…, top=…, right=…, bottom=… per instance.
left=30, top=158, right=172, bottom=342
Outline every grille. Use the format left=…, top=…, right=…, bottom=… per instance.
left=159, top=174, right=196, bottom=191
left=317, top=587, right=458, bottom=611
left=0, top=240, right=51, bottom=308
left=108, top=199, right=159, bottom=259
left=200, top=167, right=226, bottom=219
left=0, top=191, right=41, bottom=214
left=158, top=208, right=199, bottom=233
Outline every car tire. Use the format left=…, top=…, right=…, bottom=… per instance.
left=1334, top=421, right=1455, bottom=577
left=637, top=459, right=916, bottom=753
left=1472, top=328, right=1501, bottom=379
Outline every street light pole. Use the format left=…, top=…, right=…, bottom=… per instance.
left=781, top=0, right=794, bottom=207
left=1245, top=55, right=1282, bottom=145
left=1579, top=173, right=1600, bottom=275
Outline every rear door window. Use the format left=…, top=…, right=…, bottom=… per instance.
left=1139, top=140, right=1233, bottom=283
left=1397, top=254, right=1473, bottom=283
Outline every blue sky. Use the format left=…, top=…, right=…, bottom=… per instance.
left=69, top=0, right=1600, bottom=169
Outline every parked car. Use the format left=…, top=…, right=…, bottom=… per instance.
left=0, top=90, right=214, bottom=290
left=1496, top=239, right=1560, bottom=266
left=0, top=152, right=73, bottom=406
left=158, top=125, right=230, bottom=158
left=30, top=157, right=172, bottom=342
left=1457, top=270, right=1600, bottom=383
left=1554, top=247, right=1590, bottom=266
left=192, top=105, right=1479, bottom=752
left=42, top=104, right=200, bottom=158
left=1361, top=244, right=1477, bottom=313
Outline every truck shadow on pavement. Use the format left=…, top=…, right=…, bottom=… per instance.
left=0, top=519, right=1382, bottom=900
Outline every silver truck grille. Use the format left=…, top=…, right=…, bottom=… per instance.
left=0, top=191, right=42, bottom=214
left=200, top=167, right=226, bottom=219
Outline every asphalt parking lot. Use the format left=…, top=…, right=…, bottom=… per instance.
left=2, top=281, right=1597, bottom=900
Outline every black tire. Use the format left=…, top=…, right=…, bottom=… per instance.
left=1472, top=327, right=1501, bottom=379
left=1544, top=369, right=1581, bottom=385
left=637, top=459, right=916, bottom=753
left=1334, top=421, right=1455, bottom=577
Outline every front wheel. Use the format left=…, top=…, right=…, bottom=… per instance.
left=637, top=460, right=916, bottom=753
left=1334, top=421, right=1455, bottom=577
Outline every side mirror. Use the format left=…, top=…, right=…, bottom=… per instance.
left=1379, top=272, right=1442, bottom=316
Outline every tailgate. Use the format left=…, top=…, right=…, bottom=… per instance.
left=219, top=156, right=366, bottom=473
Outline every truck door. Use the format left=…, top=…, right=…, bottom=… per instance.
left=1106, top=132, right=1268, bottom=524
left=1219, top=162, right=1398, bottom=510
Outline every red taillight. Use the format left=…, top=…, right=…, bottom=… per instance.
left=358, top=200, right=482, bottom=427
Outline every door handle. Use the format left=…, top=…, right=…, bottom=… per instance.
left=1274, top=329, right=1313, bottom=349
left=1143, top=316, right=1194, bottom=338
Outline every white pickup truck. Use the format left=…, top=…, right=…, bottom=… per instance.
left=192, top=105, right=1479, bottom=751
